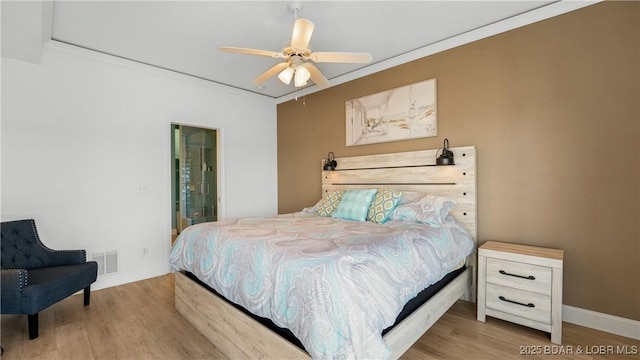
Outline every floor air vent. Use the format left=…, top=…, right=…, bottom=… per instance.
left=92, top=250, right=118, bottom=276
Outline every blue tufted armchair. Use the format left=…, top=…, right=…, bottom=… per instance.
left=1, top=219, right=98, bottom=339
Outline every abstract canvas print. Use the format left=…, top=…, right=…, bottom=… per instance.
left=345, top=78, right=437, bottom=146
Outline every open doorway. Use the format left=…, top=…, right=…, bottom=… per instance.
left=171, top=124, right=219, bottom=241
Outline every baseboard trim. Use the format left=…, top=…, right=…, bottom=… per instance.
left=563, top=305, right=640, bottom=340
left=91, top=265, right=170, bottom=291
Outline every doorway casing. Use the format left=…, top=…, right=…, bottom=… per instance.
left=171, top=124, right=221, bottom=236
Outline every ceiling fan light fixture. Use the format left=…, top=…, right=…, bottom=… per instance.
left=219, top=3, right=371, bottom=90
left=278, top=66, right=294, bottom=85
left=294, top=64, right=310, bottom=87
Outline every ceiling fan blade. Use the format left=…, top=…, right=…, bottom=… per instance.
left=291, top=18, right=314, bottom=52
left=302, top=62, right=329, bottom=88
left=309, top=52, right=372, bottom=64
left=219, top=46, right=282, bottom=58
left=253, top=62, right=289, bottom=85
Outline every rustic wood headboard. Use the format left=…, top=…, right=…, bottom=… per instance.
left=321, top=146, right=477, bottom=241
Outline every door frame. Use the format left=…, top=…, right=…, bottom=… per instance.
left=170, top=122, right=224, bottom=236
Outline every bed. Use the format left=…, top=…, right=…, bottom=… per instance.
left=169, top=146, right=477, bottom=359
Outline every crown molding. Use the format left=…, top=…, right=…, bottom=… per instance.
left=274, top=0, right=603, bottom=104
left=42, top=40, right=278, bottom=105
left=38, top=0, right=602, bottom=106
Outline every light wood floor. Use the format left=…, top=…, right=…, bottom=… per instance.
left=1, top=274, right=637, bottom=359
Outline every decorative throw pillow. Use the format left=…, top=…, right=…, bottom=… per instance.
left=398, top=191, right=426, bottom=205
left=388, top=195, right=456, bottom=226
left=367, top=189, right=403, bottom=224
left=315, top=190, right=344, bottom=217
left=332, top=189, right=378, bottom=221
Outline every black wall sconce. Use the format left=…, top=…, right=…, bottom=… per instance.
left=436, top=138, right=455, bottom=165
left=323, top=152, right=337, bottom=170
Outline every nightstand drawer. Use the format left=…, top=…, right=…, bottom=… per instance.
left=486, top=283, right=551, bottom=324
left=486, top=258, right=551, bottom=295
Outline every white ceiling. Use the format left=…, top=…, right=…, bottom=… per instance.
left=3, top=1, right=600, bottom=103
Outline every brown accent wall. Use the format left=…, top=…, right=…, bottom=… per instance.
left=277, top=2, right=639, bottom=320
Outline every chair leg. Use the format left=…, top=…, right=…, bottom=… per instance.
left=26, top=287, right=90, bottom=340
left=84, top=286, right=91, bottom=306
left=28, top=313, right=38, bottom=339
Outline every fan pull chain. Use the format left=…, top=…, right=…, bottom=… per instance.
left=293, top=85, right=306, bottom=108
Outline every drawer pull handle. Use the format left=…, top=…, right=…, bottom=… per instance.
left=499, top=296, right=535, bottom=308
left=499, top=270, right=535, bottom=280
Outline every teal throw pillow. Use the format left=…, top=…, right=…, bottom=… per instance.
left=332, top=189, right=378, bottom=221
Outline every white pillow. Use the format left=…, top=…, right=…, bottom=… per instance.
left=388, top=195, right=456, bottom=226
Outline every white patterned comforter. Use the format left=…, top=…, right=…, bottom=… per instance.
left=168, top=211, right=474, bottom=359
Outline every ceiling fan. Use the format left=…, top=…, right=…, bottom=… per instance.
left=219, top=4, right=372, bottom=89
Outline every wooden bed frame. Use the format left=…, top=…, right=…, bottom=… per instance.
left=175, top=146, right=477, bottom=359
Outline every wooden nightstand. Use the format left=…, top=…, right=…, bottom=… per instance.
left=477, top=241, right=564, bottom=344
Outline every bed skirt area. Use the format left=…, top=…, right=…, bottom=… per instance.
left=174, top=266, right=472, bottom=359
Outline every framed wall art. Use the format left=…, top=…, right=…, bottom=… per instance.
left=345, top=78, right=437, bottom=146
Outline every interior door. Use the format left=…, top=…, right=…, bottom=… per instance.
left=173, top=125, right=218, bottom=233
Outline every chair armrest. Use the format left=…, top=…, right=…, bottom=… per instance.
left=43, top=249, right=88, bottom=267
left=1, top=269, right=28, bottom=313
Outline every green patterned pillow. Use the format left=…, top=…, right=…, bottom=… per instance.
left=316, top=190, right=344, bottom=217
left=332, top=189, right=378, bottom=221
left=368, top=189, right=403, bottom=224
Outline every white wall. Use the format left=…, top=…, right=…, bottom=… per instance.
left=1, top=44, right=278, bottom=289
